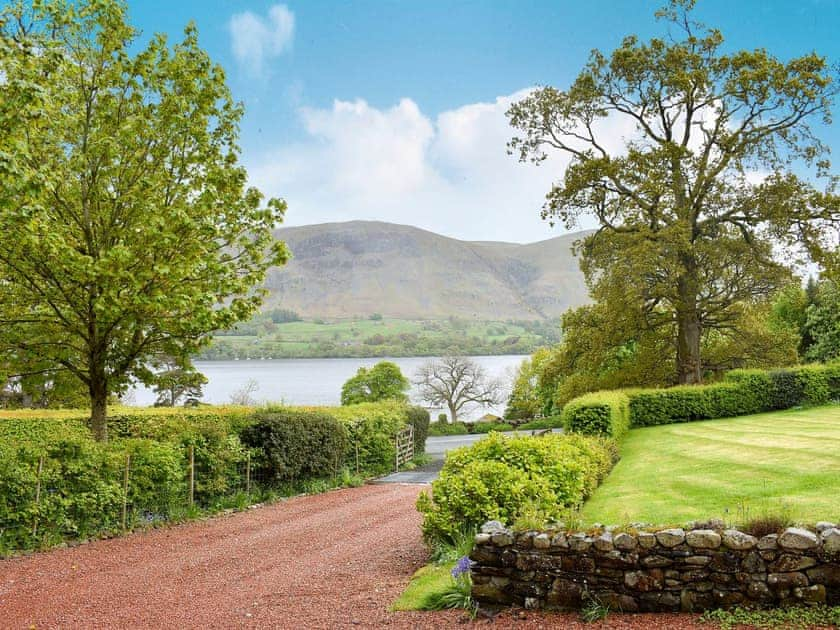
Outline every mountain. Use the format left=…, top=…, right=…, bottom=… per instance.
left=263, top=221, right=591, bottom=321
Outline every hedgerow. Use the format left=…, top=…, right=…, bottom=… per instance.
left=561, top=363, right=840, bottom=435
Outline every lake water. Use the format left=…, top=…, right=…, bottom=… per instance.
left=127, top=355, right=527, bottom=421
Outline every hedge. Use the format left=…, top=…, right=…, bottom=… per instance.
left=416, top=432, right=618, bottom=544
left=240, top=410, right=348, bottom=482
left=0, top=401, right=422, bottom=553
left=561, top=363, right=840, bottom=436
left=562, top=391, right=630, bottom=438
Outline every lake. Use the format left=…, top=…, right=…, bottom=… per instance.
left=127, top=355, right=528, bottom=421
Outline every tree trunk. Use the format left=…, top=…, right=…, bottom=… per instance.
left=448, top=402, right=458, bottom=424
left=89, top=374, right=108, bottom=442
left=676, top=309, right=702, bottom=384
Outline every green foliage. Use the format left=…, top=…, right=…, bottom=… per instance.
left=508, top=0, right=837, bottom=385
left=562, top=363, right=840, bottom=433
left=0, top=401, right=412, bottom=553
left=240, top=410, right=347, bottom=483
left=340, top=361, right=409, bottom=405
left=700, top=605, right=840, bottom=630
left=418, top=574, right=475, bottom=614
left=516, top=416, right=564, bottom=430
left=417, top=433, right=617, bottom=545
left=505, top=349, right=554, bottom=420
left=203, top=317, right=553, bottom=360
left=804, top=280, right=840, bottom=363
left=427, top=420, right=470, bottom=436
left=562, top=391, right=630, bottom=438
left=469, top=421, right=514, bottom=434
left=0, top=0, right=288, bottom=439
left=405, top=406, right=430, bottom=455
left=580, top=590, right=611, bottom=623
left=319, top=401, right=414, bottom=475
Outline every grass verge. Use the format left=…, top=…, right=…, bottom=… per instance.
left=580, top=405, right=840, bottom=525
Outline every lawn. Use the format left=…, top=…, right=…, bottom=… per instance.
left=580, top=404, right=840, bottom=526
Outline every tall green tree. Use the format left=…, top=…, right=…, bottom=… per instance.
left=340, top=361, right=409, bottom=405
left=0, top=1, right=288, bottom=440
left=508, top=0, right=838, bottom=384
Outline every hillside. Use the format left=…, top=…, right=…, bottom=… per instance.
left=263, top=221, right=590, bottom=321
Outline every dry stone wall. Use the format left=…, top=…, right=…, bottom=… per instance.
left=470, top=520, right=840, bottom=612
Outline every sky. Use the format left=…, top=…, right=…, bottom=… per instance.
left=127, top=0, right=840, bottom=243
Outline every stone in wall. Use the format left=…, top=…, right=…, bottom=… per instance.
left=470, top=521, right=840, bottom=612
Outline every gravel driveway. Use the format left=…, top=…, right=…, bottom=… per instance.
left=0, top=483, right=708, bottom=629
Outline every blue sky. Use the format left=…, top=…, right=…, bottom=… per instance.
left=128, top=0, right=840, bottom=242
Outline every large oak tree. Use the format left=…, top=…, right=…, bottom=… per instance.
left=0, top=1, right=288, bottom=439
left=508, top=0, right=839, bottom=384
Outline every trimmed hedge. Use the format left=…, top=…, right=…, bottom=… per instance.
left=562, top=391, right=630, bottom=438
left=240, top=410, right=348, bottom=482
left=428, top=420, right=469, bottom=436
left=516, top=415, right=564, bottom=431
left=562, top=363, right=840, bottom=436
left=470, top=421, right=515, bottom=434
left=405, top=406, right=430, bottom=454
left=416, top=432, right=618, bottom=544
left=0, top=401, right=421, bottom=553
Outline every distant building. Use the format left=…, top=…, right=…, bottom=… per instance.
left=478, top=413, right=503, bottom=423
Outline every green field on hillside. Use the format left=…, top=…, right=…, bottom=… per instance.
left=580, top=405, right=840, bottom=526
left=200, top=317, right=559, bottom=359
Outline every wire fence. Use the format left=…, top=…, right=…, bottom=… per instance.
left=0, top=445, right=286, bottom=555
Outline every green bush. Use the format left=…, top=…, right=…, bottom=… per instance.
left=0, top=433, right=187, bottom=553
left=240, top=410, right=347, bottom=483
left=516, top=416, right=564, bottom=430
left=417, top=432, right=617, bottom=544
left=428, top=420, right=470, bottom=436
left=318, top=401, right=411, bottom=475
left=406, top=406, right=430, bottom=454
left=469, top=421, right=514, bottom=434
left=627, top=383, right=758, bottom=427
left=562, top=391, right=630, bottom=438
left=560, top=363, right=840, bottom=436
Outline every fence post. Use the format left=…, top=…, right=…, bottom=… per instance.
left=32, top=454, right=45, bottom=538
left=122, top=453, right=130, bottom=531
left=395, top=433, right=399, bottom=472
left=245, top=452, right=251, bottom=496
left=189, top=445, right=195, bottom=506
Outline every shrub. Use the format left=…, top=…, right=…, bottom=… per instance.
left=240, top=410, right=347, bottom=483
left=428, top=421, right=470, bottom=436
left=516, top=416, right=564, bottom=430
left=318, top=401, right=412, bottom=475
left=560, top=363, right=840, bottom=436
left=469, top=421, right=514, bottom=434
left=562, top=391, right=630, bottom=438
left=417, top=432, right=617, bottom=544
left=406, top=406, right=430, bottom=454
left=627, top=382, right=757, bottom=427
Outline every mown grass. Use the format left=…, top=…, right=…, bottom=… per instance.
left=580, top=405, right=840, bottom=525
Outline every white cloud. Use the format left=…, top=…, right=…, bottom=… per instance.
left=229, top=4, right=294, bottom=77
left=249, top=89, right=637, bottom=243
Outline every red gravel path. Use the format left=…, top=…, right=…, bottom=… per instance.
left=0, top=484, right=708, bottom=629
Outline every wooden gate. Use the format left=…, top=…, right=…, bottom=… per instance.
left=395, top=425, right=414, bottom=472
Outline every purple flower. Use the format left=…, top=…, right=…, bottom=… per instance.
left=451, top=556, right=473, bottom=578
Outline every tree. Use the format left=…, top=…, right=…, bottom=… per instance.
left=504, top=348, right=552, bottom=420
left=340, top=361, right=409, bottom=405
left=803, top=280, right=840, bottom=363
left=413, top=356, right=504, bottom=423
left=151, top=358, right=208, bottom=407
left=508, top=0, right=839, bottom=384
left=0, top=1, right=288, bottom=440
